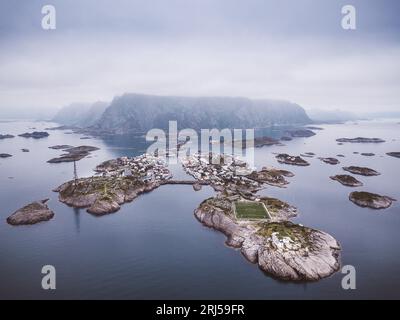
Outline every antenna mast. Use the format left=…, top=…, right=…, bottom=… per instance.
left=73, top=160, right=78, bottom=183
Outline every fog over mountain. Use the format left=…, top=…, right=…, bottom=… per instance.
left=52, top=101, right=108, bottom=126
left=54, top=93, right=310, bottom=134
left=1, top=0, right=399, bottom=117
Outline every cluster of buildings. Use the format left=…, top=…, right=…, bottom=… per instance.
left=96, top=154, right=172, bottom=183
left=181, top=153, right=258, bottom=190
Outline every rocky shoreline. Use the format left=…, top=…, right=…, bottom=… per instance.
left=55, top=176, right=162, bottom=215
left=54, top=154, right=172, bottom=215
left=275, top=153, right=310, bottom=166
left=286, top=129, right=316, bottom=138
left=48, top=145, right=100, bottom=163
left=0, top=134, right=14, bottom=139
left=194, top=196, right=340, bottom=281
left=343, top=166, right=380, bottom=176
left=180, top=153, right=340, bottom=281
left=7, top=199, right=55, bottom=226
left=319, top=157, right=340, bottom=165
left=349, top=192, right=396, bottom=209
left=330, top=174, right=363, bottom=187
left=18, top=131, right=49, bottom=139
left=387, top=152, right=400, bottom=158
left=0, top=153, right=12, bottom=158
left=336, top=137, right=385, bottom=143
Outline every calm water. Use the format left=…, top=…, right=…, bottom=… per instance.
left=0, top=120, right=399, bottom=299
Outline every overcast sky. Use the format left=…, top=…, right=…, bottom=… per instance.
left=0, top=0, right=399, bottom=115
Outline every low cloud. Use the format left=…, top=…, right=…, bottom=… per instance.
left=0, top=0, right=399, bottom=115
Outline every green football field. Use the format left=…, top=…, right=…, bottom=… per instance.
left=235, top=202, right=268, bottom=219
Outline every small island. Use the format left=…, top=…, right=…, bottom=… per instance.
left=195, top=196, right=340, bottom=281
left=343, top=166, right=380, bottom=176
left=286, top=129, right=316, bottom=138
left=7, top=199, right=55, bottom=226
left=330, top=175, right=363, bottom=187
left=247, top=167, right=294, bottom=188
left=387, top=152, right=400, bottom=158
left=0, top=134, right=15, bottom=139
left=275, top=154, right=310, bottom=166
left=336, top=137, right=385, bottom=143
left=0, top=153, right=12, bottom=158
left=319, top=157, right=340, bottom=165
left=49, top=145, right=74, bottom=150
left=18, top=131, right=49, bottom=139
left=54, top=154, right=172, bottom=215
left=361, top=153, right=375, bottom=157
left=349, top=191, right=396, bottom=209
left=48, top=146, right=100, bottom=163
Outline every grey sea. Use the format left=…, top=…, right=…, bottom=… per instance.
left=0, top=119, right=399, bottom=299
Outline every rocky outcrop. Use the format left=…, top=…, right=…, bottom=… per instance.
left=193, top=183, right=202, bottom=191
left=387, top=152, right=400, bottom=158
left=48, top=146, right=100, bottom=163
left=330, top=175, right=363, bottom=187
left=361, top=153, right=375, bottom=157
left=252, top=136, right=282, bottom=148
left=0, top=153, right=12, bottom=158
left=0, top=134, right=14, bottom=139
left=87, top=197, right=121, bottom=215
left=54, top=176, right=161, bottom=216
left=343, top=166, right=380, bottom=176
left=275, top=154, right=310, bottom=166
left=349, top=192, right=396, bottom=209
left=18, top=132, right=49, bottom=139
left=194, top=198, right=341, bottom=281
left=319, top=157, right=340, bottom=165
left=54, top=155, right=172, bottom=215
left=247, top=167, right=294, bottom=188
left=286, top=129, right=316, bottom=138
left=48, top=145, right=74, bottom=150
left=336, top=137, right=385, bottom=143
left=7, top=199, right=55, bottom=225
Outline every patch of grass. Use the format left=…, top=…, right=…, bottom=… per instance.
left=60, top=176, right=145, bottom=198
left=260, top=197, right=288, bottom=214
left=98, top=194, right=114, bottom=202
left=235, top=201, right=268, bottom=219
left=351, top=191, right=380, bottom=201
left=200, top=197, right=233, bottom=216
left=257, top=222, right=312, bottom=247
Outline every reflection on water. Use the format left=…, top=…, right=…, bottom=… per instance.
left=73, top=208, right=81, bottom=234
left=0, top=119, right=399, bottom=299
